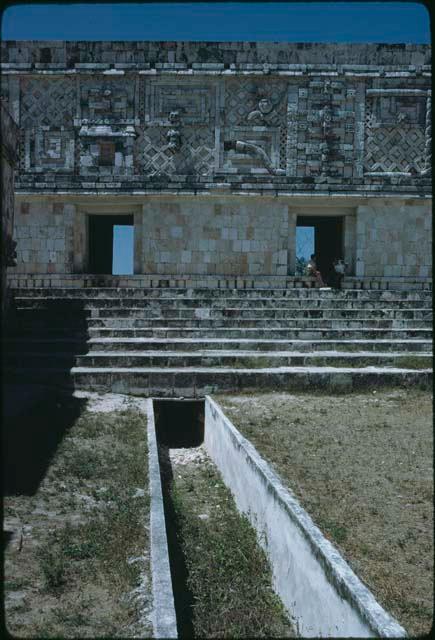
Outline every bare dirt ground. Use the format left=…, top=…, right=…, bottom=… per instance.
left=216, top=389, right=433, bottom=637
left=4, top=392, right=152, bottom=638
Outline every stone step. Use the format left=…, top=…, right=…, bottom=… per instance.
left=85, top=317, right=431, bottom=329
left=72, top=350, right=432, bottom=369
left=6, top=364, right=432, bottom=396
left=5, top=353, right=431, bottom=382
left=8, top=366, right=430, bottom=394
left=70, top=365, right=432, bottom=395
left=12, top=304, right=433, bottom=320
left=3, top=337, right=431, bottom=354
left=28, top=307, right=431, bottom=320
left=13, top=296, right=434, bottom=310
left=11, top=287, right=433, bottom=301
left=12, top=315, right=431, bottom=331
left=87, top=337, right=433, bottom=353
left=88, top=327, right=432, bottom=340
left=4, top=350, right=431, bottom=369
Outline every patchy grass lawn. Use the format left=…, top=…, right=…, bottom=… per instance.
left=162, top=444, right=295, bottom=638
left=4, top=393, right=152, bottom=638
left=216, top=389, right=433, bottom=637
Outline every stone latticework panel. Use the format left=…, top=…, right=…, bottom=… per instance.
left=364, top=93, right=427, bottom=173
left=20, top=77, right=76, bottom=127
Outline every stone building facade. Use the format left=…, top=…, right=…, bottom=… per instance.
left=1, top=99, right=19, bottom=309
left=1, top=41, right=431, bottom=289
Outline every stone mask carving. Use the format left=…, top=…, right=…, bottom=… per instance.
left=166, top=111, right=182, bottom=152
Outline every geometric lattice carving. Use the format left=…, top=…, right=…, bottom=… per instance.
left=142, top=128, right=176, bottom=175
left=24, top=128, right=74, bottom=173
left=21, top=78, right=76, bottom=127
left=364, top=95, right=427, bottom=173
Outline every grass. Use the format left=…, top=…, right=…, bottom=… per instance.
left=168, top=450, right=295, bottom=638
left=217, top=390, right=433, bottom=637
left=4, top=403, right=152, bottom=638
left=394, top=355, right=432, bottom=369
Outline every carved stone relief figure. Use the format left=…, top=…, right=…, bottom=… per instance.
left=247, top=88, right=285, bottom=126
left=225, top=140, right=285, bottom=175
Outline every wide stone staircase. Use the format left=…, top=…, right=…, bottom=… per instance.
left=3, top=286, right=433, bottom=396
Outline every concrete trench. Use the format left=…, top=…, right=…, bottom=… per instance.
left=147, top=396, right=407, bottom=639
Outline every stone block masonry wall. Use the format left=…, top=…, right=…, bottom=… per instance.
left=142, top=198, right=289, bottom=276
left=356, top=200, right=432, bottom=278
left=1, top=100, right=19, bottom=311
left=13, top=202, right=75, bottom=274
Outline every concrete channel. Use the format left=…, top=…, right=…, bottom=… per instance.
left=147, top=396, right=407, bottom=638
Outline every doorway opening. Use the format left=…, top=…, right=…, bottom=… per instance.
left=296, top=216, right=343, bottom=285
left=88, top=214, right=134, bottom=275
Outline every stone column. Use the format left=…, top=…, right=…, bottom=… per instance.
left=134, top=209, right=143, bottom=274
left=287, top=208, right=297, bottom=275
left=73, top=207, right=88, bottom=273
left=343, top=214, right=356, bottom=276
left=355, top=206, right=368, bottom=277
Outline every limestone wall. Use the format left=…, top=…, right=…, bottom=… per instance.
left=13, top=202, right=74, bottom=274
left=356, top=201, right=432, bottom=278
left=11, top=195, right=430, bottom=281
left=142, top=199, right=288, bottom=276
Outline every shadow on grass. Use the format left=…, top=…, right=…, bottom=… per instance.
left=2, top=299, right=90, bottom=500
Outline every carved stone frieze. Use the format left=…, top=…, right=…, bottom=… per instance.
left=78, top=78, right=136, bottom=123
left=4, top=42, right=430, bottom=193
left=145, top=81, right=212, bottom=126
left=223, top=127, right=283, bottom=175
left=142, top=79, right=218, bottom=176
left=79, top=129, right=135, bottom=176
left=364, top=90, right=428, bottom=174
left=20, top=77, right=76, bottom=128
left=24, top=127, right=75, bottom=173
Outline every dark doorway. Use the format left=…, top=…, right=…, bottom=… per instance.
left=153, top=399, right=204, bottom=448
left=88, top=215, right=134, bottom=274
left=296, top=216, right=343, bottom=285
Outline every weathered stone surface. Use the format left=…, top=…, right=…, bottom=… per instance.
left=1, top=100, right=19, bottom=311
left=0, top=41, right=431, bottom=193
left=1, top=41, right=432, bottom=285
